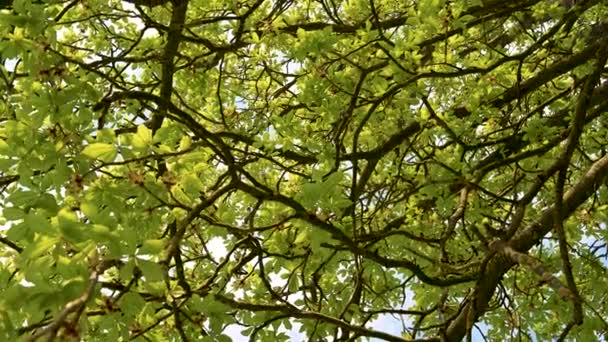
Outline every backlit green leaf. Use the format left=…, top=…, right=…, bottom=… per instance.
left=82, top=143, right=117, bottom=162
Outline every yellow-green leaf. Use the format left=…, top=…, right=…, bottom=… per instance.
left=82, top=143, right=116, bottom=162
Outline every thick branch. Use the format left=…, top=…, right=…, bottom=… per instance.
left=446, top=154, right=608, bottom=340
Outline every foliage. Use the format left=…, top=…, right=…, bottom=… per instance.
left=1, top=0, right=608, bottom=340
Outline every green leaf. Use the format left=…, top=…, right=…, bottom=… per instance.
left=88, top=224, right=117, bottom=243
left=179, top=135, right=192, bottom=150
left=82, top=143, right=117, bottom=162
left=30, top=194, right=59, bottom=215
left=24, top=211, right=54, bottom=236
left=138, top=239, right=164, bottom=255
left=133, top=125, right=152, bottom=150
left=80, top=200, right=99, bottom=220
left=57, top=208, right=86, bottom=242
left=22, top=236, right=58, bottom=259
left=7, top=190, right=40, bottom=207
left=181, top=174, right=205, bottom=196
left=136, top=258, right=165, bottom=283
left=0, top=139, right=11, bottom=155
left=120, top=292, right=146, bottom=320
left=3, top=207, right=25, bottom=220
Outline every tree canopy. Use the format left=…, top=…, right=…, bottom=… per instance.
left=1, top=0, right=608, bottom=340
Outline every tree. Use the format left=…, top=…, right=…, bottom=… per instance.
left=1, top=0, right=607, bottom=340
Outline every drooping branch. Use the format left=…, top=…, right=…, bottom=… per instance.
left=446, top=154, right=608, bottom=340
left=27, top=259, right=116, bottom=341
left=123, top=0, right=173, bottom=8
left=214, top=294, right=440, bottom=342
